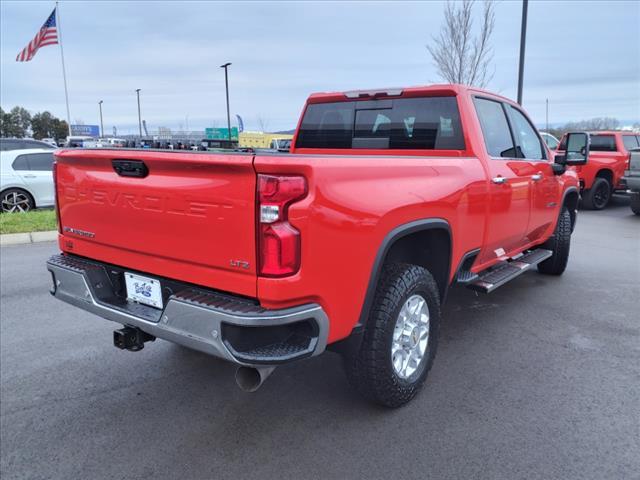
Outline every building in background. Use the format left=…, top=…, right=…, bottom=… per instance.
left=238, top=131, right=293, bottom=148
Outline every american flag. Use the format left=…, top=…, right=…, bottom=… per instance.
left=16, top=8, right=58, bottom=62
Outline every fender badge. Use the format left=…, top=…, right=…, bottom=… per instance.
left=230, top=260, right=250, bottom=269
left=63, top=226, right=96, bottom=238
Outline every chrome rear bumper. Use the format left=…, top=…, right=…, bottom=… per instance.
left=46, top=254, right=328, bottom=366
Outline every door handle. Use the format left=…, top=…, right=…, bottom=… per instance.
left=23, top=174, right=37, bottom=179
left=492, top=176, right=508, bottom=184
left=531, top=173, right=543, bottom=182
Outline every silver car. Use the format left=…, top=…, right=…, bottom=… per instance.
left=0, top=148, right=56, bottom=212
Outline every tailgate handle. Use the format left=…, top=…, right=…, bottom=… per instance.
left=112, top=160, right=148, bottom=178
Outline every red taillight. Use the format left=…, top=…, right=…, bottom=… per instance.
left=257, top=174, right=307, bottom=277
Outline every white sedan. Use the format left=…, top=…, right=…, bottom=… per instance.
left=0, top=148, right=56, bottom=213
left=540, top=132, right=560, bottom=150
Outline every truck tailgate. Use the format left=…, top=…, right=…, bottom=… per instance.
left=55, top=149, right=257, bottom=297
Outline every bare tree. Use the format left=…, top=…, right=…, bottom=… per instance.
left=546, top=117, right=622, bottom=139
left=565, top=117, right=620, bottom=131
left=427, top=0, right=495, bottom=88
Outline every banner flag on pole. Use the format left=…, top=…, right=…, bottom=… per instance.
left=16, top=8, right=58, bottom=62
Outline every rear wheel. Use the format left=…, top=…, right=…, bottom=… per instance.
left=1, top=188, right=34, bottom=213
left=582, top=177, right=611, bottom=210
left=538, top=206, right=572, bottom=275
left=630, top=192, right=640, bottom=215
left=343, top=263, right=440, bottom=408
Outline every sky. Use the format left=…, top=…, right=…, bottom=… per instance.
left=1, top=0, right=639, bottom=134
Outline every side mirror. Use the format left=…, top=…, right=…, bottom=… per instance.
left=557, top=132, right=589, bottom=166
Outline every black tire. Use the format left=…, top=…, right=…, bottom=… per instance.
left=581, top=177, right=611, bottom=210
left=0, top=188, right=35, bottom=213
left=630, top=192, right=640, bottom=215
left=343, top=263, right=440, bottom=408
left=537, top=207, right=572, bottom=275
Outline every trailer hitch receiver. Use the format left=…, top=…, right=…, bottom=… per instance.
left=113, top=327, right=155, bottom=351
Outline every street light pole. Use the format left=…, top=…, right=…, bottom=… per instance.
left=98, top=100, right=104, bottom=138
left=135, top=89, right=142, bottom=138
left=545, top=98, right=549, bottom=132
left=517, top=0, right=529, bottom=105
left=220, top=62, right=232, bottom=143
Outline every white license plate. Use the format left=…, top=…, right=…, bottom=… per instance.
left=125, top=272, right=163, bottom=309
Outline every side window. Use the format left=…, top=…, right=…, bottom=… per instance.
left=543, top=134, right=559, bottom=150
left=26, top=140, right=53, bottom=149
left=27, top=153, right=54, bottom=171
left=622, top=135, right=640, bottom=151
left=12, top=154, right=30, bottom=170
left=1, top=140, right=20, bottom=151
left=590, top=135, right=617, bottom=152
left=473, top=97, right=516, bottom=158
left=508, top=106, right=545, bottom=160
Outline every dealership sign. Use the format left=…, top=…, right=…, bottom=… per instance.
left=205, top=127, right=238, bottom=140
left=70, top=125, right=100, bottom=137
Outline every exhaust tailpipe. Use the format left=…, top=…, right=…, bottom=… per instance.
left=235, top=366, right=276, bottom=392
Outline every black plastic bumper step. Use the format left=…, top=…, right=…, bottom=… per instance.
left=467, top=249, right=552, bottom=293
left=456, top=269, right=479, bottom=284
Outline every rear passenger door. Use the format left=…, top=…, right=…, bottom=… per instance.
left=506, top=105, right=558, bottom=244
left=473, top=97, right=532, bottom=264
left=14, top=153, right=55, bottom=206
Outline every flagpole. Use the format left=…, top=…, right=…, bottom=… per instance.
left=55, top=1, right=72, bottom=137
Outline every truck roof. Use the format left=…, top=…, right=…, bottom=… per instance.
left=588, top=131, right=629, bottom=135
left=306, top=83, right=517, bottom=105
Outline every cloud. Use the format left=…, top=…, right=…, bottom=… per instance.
left=1, top=0, right=638, bottom=133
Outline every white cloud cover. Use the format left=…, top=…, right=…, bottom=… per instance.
left=1, top=0, right=638, bottom=133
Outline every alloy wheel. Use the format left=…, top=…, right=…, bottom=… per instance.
left=391, top=294, right=430, bottom=379
left=1, top=192, right=32, bottom=213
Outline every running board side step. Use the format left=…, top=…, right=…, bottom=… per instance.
left=467, top=249, right=553, bottom=293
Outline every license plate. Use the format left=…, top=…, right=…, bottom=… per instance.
left=125, top=272, right=163, bottom=309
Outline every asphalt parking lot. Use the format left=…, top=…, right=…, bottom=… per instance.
left=1, top=197, right=638, bottom=480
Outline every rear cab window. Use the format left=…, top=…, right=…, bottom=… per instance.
left=295, top=96, right=465, bottom=151
left=588, top=135, right=617, bottom=152
left=622, top=135, right=640, bottom=151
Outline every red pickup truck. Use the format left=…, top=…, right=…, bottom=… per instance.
left=558, top=131, right=640, bottom=209
left=47, top=85, right=589, bottom=407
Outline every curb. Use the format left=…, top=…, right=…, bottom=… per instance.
left=0, top=230, right=58, bottom=246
